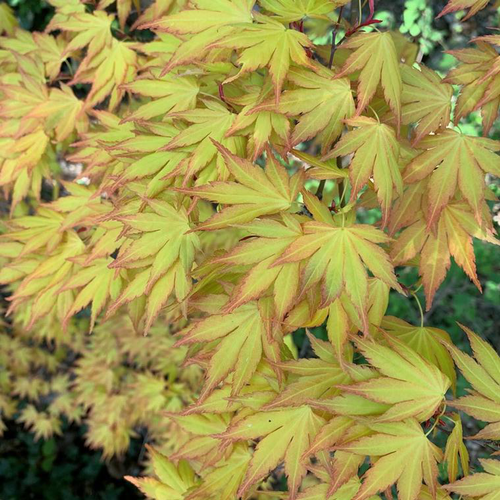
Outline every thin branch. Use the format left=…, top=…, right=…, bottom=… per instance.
left=328, top=6, right=344, bottom=69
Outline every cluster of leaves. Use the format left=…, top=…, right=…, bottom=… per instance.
left=0, top=0, right=500, bottom=499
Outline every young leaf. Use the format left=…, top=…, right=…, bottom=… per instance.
left=336, top=419, right=442, bottom=500
left=179, top=143, right=304, bottom=230
left=275, top=219, right=403, bottom=332
left=216, top=405, right=325, bottom=499
left=403, top=130, right=500, bottom=226
left=340, top=334, right=450, bottom=422
left=335, top=32, right=402, bottom=128
left=445, top=325, right=500, bottom=441
left=323, top=117, right=403, bottom=226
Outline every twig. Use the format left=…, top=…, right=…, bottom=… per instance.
left=328, top=6, right=344, bottom=69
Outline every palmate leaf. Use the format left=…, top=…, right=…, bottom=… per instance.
left=225, top=78, right=292, bottom=160
left=106, top=199, right=200, bottom=330
left=257, top=66, right=355, bottom=154
left=174, top=297, right=281, bottom=401
left=335, top=32, right=402, bottom=128
left=179, top=142, right=304, bottom=230
left=204, top=214, right=303, bottom=316
left=216, top=405, right=325, bottom=499
left=403, top=130, right=500, bottom=226
left=275, top=207, right=403, bottom=332
left=125, top=446, right=198, bottom=500
left=214, top=16, right=316, bottom=102
left=444, top=41, right=500, bottom=135
left=264, top=332, right=351, bottom=409
left=336, top=419, right=442, bottom=500
left=60, top=257, right=124, bottom=331
left=444, top=414, right=469, bottom=483
left=140, top=0, right=255, bottom=72
left=401, top=65, right=453, bottom=145
left=380, top=316, right=456, bottom=392
left=185, top=444, right=251, bottom=500
left=120, top=71, right=199, bottom=123
left=49, top=11, right=114, bottom=63
left=323, top=117, right=403, bottom=226
left=160, top=100, right=243, bottom=182
left=340, top=334, right=450, bottom=422
left=437, top=0, right=490, bottom=21
left=391, top=201, right=499, bottom=308
left=259, top=0, right=348, bottom=22
left=445, top=325, right=500, bottom=441
left=443, top=458, right=500, bottom=500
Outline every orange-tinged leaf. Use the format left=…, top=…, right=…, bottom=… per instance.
left=259, top=67, right=355, bottom=154
left=446, top=325, right=500, bottom=440
left=443, top=458, right=500, bottom=499
left=217, top=405, right=325, bottom=499
left=401, top=65, right=453, bottom=145
left=179, top=143, right=304, bottom=230
left=403, top=130, right=500, bottom=226
left=175, top=299, right=277, bottom=400
left=335, top=32, right=402, bottom=128
left=275, top=220, right=403, bottom=332
left=323, top=117, right=403, bottom=226
left=341, top=335, right=450, bottom=422
left=437, top=0, right=490, bottom=21
left=214, top=17, right=316, bottom=102
left=337, top=420, right=442, bottom=500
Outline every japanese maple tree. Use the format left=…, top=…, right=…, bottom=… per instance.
left=0, top=0, right=500, bottom=499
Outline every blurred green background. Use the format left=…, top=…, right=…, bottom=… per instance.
left=1, top=0, right=499, bottom=498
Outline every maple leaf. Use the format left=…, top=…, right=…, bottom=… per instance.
left=264, top=332, right=351, bottom=409
left=444, top=41, right=500, bottom=135
left=437, top=0, right=490, bottom=21
left=259, top=0, right=345, bottom=22
left=256, top=66, right=355, bottom=154
left=27, top=84, right=87, bottom=141
left=0, top=4, right=18, bottom=36
left=337, top=419, right=442, bottom=500
left=204, top=214, right=303, bottom=316
left=335, top=32, right=402, bottom=128
left=401, top=65, right=453, bottom=145
left=106, top=199, right=200, bottom=330
left=140, top=0, right=254, bottom=72
left=403, top=130, right=500, bottom=226
left=443, top=458, right=500, bottom=500
left=178, top=142, right=304, bottom=231
left=185, top=444, right=251, bottom=500
left=160, top=100, right=240, bottom=180
left=120, top=71, right=199, bottom=123
left=391, top=201, right=499, bottom=308
left=323, top=116, right=403, bottom=226
left=340, top=334, right=450, bottom=422
left=444, top=414, right=469, bottom=483
left=274, top=210, right=403, bottom=333
left=73, top=39, right=138, bottom=111
left=60, top=257, right=124, bottom=331
left=125, top=446, right=198, bottom=500
left=213, top=17, right=316, bottom=102
left=174, top=297, right=280, bottom=401
left=216, top=405, right=325, bottom=499
left=380, top=316, right=456, bottom=392
left=225, top=78, right=291, bottom=160
left=50, top=11, right=114, bottom=63
left=445, top=324, right=500, bottom=441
